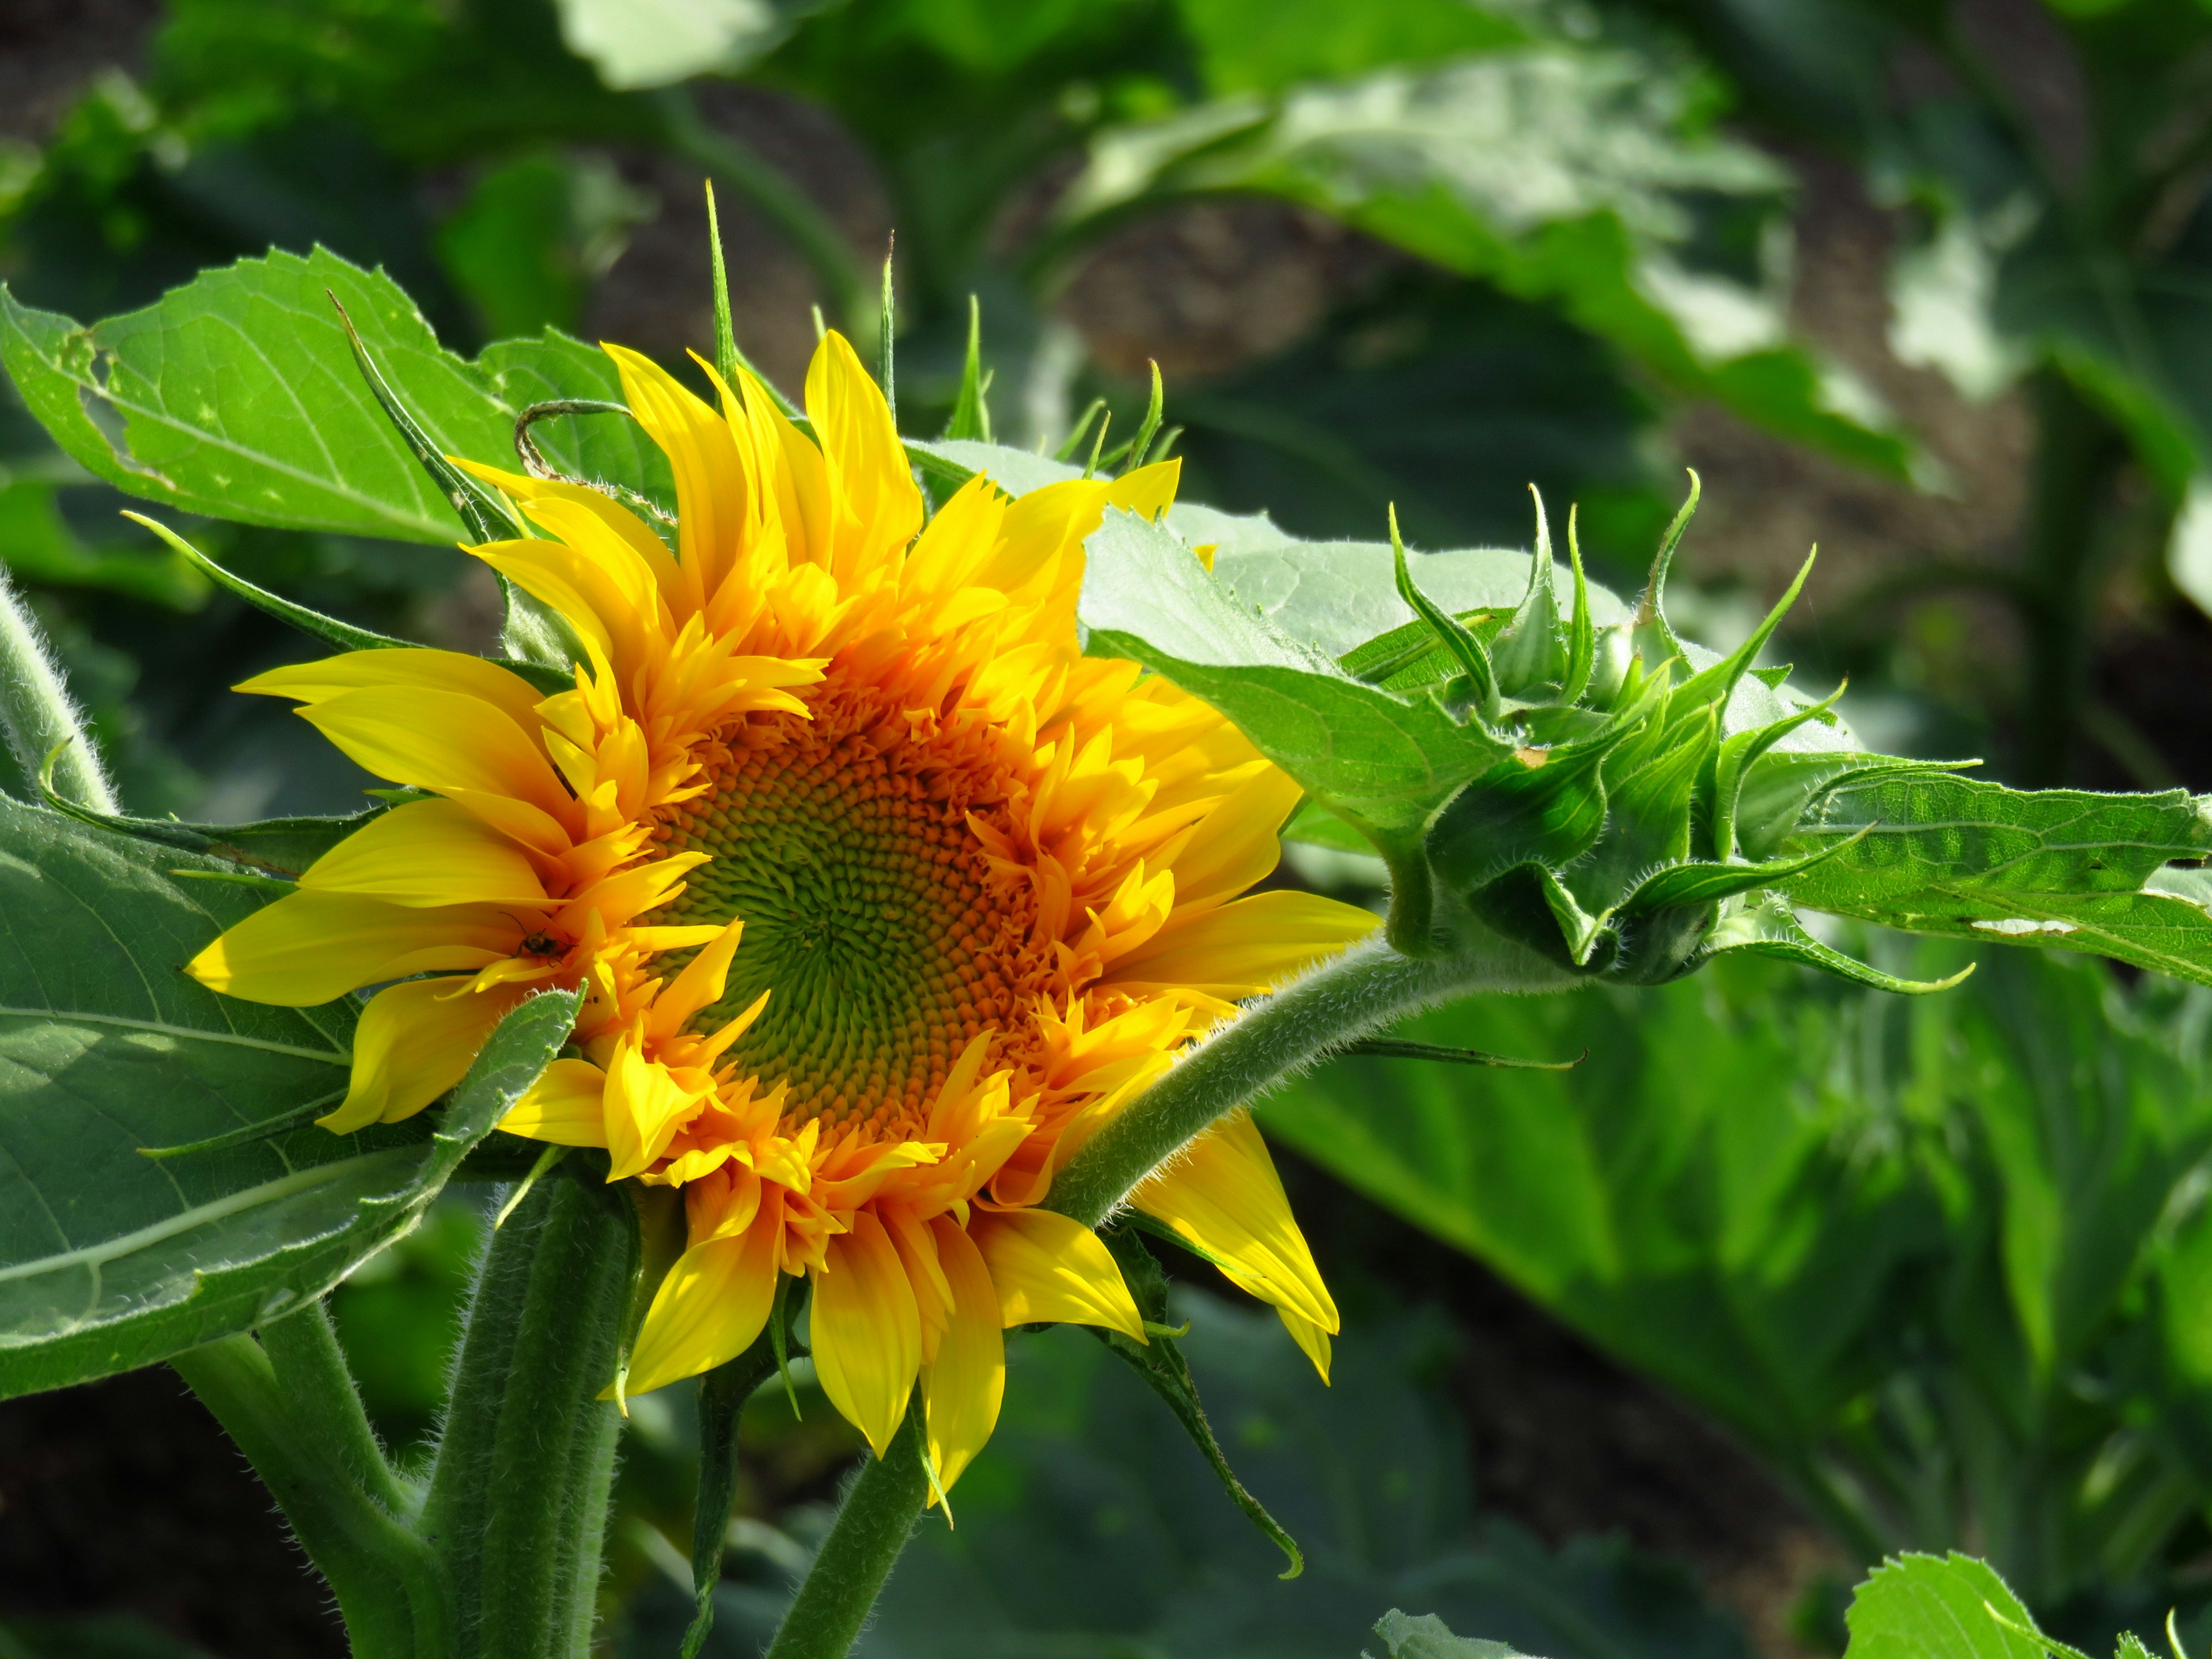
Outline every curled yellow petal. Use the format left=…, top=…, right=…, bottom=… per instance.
left=811, top=1209, right=922, bottom=1457
left=186, top=891, right=514, bottom=1006
left=320, top=976, right=520, bottom=1133
left=1104, top=889, right=1379, bottom=999
left=972, top=1207, right=1144, bottom=1342
left=501, top=1057, right=611, bottom=1147
left=297, top=798, right=551, bottom=908
left=624, top=1183, right=780, bottom=1397
left=922, top=1216, right=1005, bottom=1499
left=1133, top=1109, right=1339, bottom=1377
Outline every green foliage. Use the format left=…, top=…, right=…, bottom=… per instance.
left=637, top=1297, right=1755, bottom=1659
left=1263, top=946, right=2212, bottom=1614
left=0, top=247, right=664, bottom=545
left=1365, top=1612, right=1529, bottom=1659
left=0, top=796, right=573, bottom=1399
left=1841, top=1555, right=2085, bottom=1659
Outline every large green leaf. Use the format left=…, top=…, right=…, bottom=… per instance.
left=0, top=793, right=574, bottom=1398
left=1840, top=1555, right=2045, bottom=1659
left=1051, top=47, right=1921, bottom=480
left=0, top=247, right=670, bottom=547
left=1262, top=946, right=2212, bottom=1608
left=1779, top=775, right=2212, bottom=985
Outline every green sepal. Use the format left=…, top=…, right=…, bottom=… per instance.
left=1054, top=399, right=1109, bottom=464
left=121, top=513, right=412, bottom=657
left=1469, top=862, right=1615, bottom=972
left=328, top=293, right=517, bottom=546
left=771, top=1272, right=808, bottom=1418
left=1391, top=506, right=1498, bottom=722
left=877, top=248, right=896, bottom=426
left=1666, top=547, right=1815, bottom=730
left=1711, top=681, right=1849, bottom=859
left=1704, top=895, right=1975, bottom=994
left=1559, top=505, right=1596, bottom=705
left=1623, top=823, right=1873, bottom=912
left=36, top=750, right=392, bottom=875
left=1340, top=1037, right=1582, bottom=1071
left=683, top=1332, right=785, bottom=1659
left=1091, top=1225, right=1303, bottom=1580
left=1426, top=741, right=1615, bottom=896
left=1100, top=360, right=1165, bottom=472
left=1631, top=471, right=1699, bottom=667
left=499, top=579, right=593, bottom=682
left=1490, top=488, right=1567, bottom=699
left=944, top=294, right=993, bottom=442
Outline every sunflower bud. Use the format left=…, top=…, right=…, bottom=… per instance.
left=1387, top=482, right=1904, bottom=987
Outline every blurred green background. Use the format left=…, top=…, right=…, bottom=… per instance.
left=8, top=0, right=2212, bottom=1654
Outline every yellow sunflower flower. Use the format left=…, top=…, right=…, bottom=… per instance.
left=188, top=331, right=1376, bottom=1489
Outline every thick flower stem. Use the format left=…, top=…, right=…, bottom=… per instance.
left=0, top=569, right=117, bottom=812
left=1047, top=935, right=1569, bottom=1228
left=762, top=1421, right=930, bottom=1659
left=422, top=1173, right=635, bottom=1659
left=173, top=1328, right=452, bottom=1659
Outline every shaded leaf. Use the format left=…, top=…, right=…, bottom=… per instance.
left=0, top=788, right=574, bottom=1397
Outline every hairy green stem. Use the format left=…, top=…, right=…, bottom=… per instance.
left=175, top=1330, right=452, bottom=1659
left=763, top=1420, right=930, bottom=1659
left=1047, top=935, right=1569, bottom=1228
left=0, top=569, right=116, bottom=812
left=655, top=89, right=870, bottom=348
left=260, top=1297, right=416, bottom=1519
left=422, top=1173, right=635, bottom=1659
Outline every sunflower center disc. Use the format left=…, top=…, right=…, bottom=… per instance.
left=650, top=683, right=1046, bottom=1134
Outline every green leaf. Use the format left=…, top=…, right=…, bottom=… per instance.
left=1366, top=1610, right=1534, bottom=1659
left=1778, top=775, right=2212, bottom=986
left=32, top=785, right=394, bottom=879
left=1093, top=1225, right=1302, bottom=1579
left=1053, top=50, right=1921, bottom=480
left=1840, top=1554, right=2046, bottom=1659
left=0, top=792, right=575, bottom=1398
left=0, top=248, right=669, bottom=547
left=1080, top=508, right=1500, bottom=835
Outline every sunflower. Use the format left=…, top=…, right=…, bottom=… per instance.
left=187, top=332, right=1377, bottom=1489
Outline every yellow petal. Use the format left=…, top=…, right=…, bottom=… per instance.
left=297, top=798, right=551, bottom=908
left=805, top=331, right=922, bottom=581
left=605, top=344, right=750, bottom=595
left=625, top=1192, right=780, bottom=1396
left=1104, top=889, right=1378, bottom=1000
left=319, top=977, right=519, bottom=1133
left=1103, top=458, right=1180, bottom=522
left=501, top=1057, right=612, bottom=1146
left=1278, top=1307, right=1334, bottom=1383
left=971, top=1208, right=1145, bottom=1342
left=187, top=891, right=515, bottom=1006
left=1132, top=1109, right=1339, bottom=1371
left=238, top=647, right=548, bottom=736
left=922, top=1217, right=1004, bottom=1498
left=1162, top=766, right=1303, bottom=912
left=297, top=687, right=570, bottom=819
left=811, top=1209, right=922, bottom=1457
left=604, top=1037, right=709, bottom=1181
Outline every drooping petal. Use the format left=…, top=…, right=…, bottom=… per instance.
left=297, top=798, right=552, bottom=908
left=501, top=1057, right=611, bottom=1146
left=238, top=647, right=550, bottom=736
left=187, top=892, right=516, bottom=1006
left=971, top=1208, right=1145, bottom=1342
left=1132, top=1109, right=1339, bottom=1377
left=604, top=1036, right=710, bottom=1181
left=625, top=1181, right=781, bottom=1396
left=319, top=976, right=521, bottom=1132
left=810, top=1209, right=923, bottom=1457
left=1103, top=889, right=1379, bottom=999
left=296, top=687, right=573, bottom=821
left=922, top=1216, right=1005, bottom=1498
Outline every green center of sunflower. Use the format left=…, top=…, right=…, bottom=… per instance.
left=650, top=685, right=1045, bottom=1132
